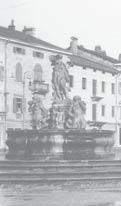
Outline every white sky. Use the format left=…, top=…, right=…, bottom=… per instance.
left=0, top=0, right=121, bottom=59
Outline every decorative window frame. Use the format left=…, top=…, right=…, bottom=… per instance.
left=33, top=51, right=44, bottom=58
left=13, top=46, right=25, bottom=55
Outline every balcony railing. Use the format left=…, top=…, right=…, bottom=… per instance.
left=91, top=96, right=103, bottom=102
left=88, top=121, right=106, bottom=129
left=29, top=80, right=49, bottom=95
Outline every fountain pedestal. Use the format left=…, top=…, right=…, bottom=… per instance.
left=6, top=129, right=115, bottom=160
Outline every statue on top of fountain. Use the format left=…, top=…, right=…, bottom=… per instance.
left=49, top=54, right=86, bottom=129
left=50, top=54, right=70, bottom=103
left=28, top=55, right=86, bottom=130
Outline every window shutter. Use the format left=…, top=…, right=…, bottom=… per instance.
left=23, top=98, right=26, bottom=113
left=82, top=78, right=86, bottom=89
left=69, top=75, right=73, bottom=88
left=33, top=51, right=35, bottom=57
left=22, top=49, right=25, bottom=55
left=13, top=47, right=16, bottom=53
left=92, top=80, right=97, bottom=96
left=6, top=104, right=9, bottom=113
left=111, top=83, right=115, bottom=94
left=13, top=98, right=17, bottom=113
left=118, top=82, right=121, bottom=95
left=16, top=63, right=22, bottom=82
left=0, top=66, right=4, bottom=81
left=34, top=64, right=42, bottom=82
left=92, top=104, right=97, bottom=121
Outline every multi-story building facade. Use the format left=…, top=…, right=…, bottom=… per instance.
left=0, top=21, right=121, bottom=147
left=0, top=21, right=72, bottom=148
left=68, top=38, right=121, bottom=133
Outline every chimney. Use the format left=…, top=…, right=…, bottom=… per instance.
left=95, top=45, right=101, bottom=52
left=8, top=20, right=15, bottom=31
left=79, top=45, right=84, bottom=49
left=70, top=36, right=78, bottom=54
left=95, top=45, right=106, bottom=56
left=119, top=54, right=121, bottom=62
left=23, top=26, right=35, bottom=36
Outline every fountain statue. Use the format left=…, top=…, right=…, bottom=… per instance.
left=49, top=54, right=86, bottom=129
left=28, top=54, right=86, bottom=130
left=6, top=55, right=115, bottom=161
left=28, top=96, right=49, bottom=129
left=66, top=96, right=86, bottom=129
left=50, top=54, right=70, bottom=102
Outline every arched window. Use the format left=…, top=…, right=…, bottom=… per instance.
left=16, top=63, right=22, bottom=82
left=34, top=64, right=42, bottom=82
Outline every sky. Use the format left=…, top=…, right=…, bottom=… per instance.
left=0, top=0, right=121, bottom=59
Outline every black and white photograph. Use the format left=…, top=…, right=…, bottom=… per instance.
left=0, top=0, right=121, bottom=205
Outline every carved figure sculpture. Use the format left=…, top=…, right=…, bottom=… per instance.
left=49, top=104, right=65, bottom=129
left=66, top=96, right=86, bottom=129
left=28, top=97, right=49, bottom=129
left=50, top=55, right=70, bottom=102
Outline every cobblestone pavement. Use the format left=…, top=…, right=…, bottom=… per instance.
left=0, top=184, right=121, bottom=206
left=0, top=149, right=121, bottom=206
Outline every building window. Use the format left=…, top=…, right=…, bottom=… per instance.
left=92, top=104, right=97, bottom=121
left=118, top=82, right=121, bottom=95
left=13, top=97, right=23, bottom=113
left=111, top=83, right=115, bottom=94
left=0, top=66, right=4, bottom=81
left=33, top=51, right=44, bottom=58
left=101, top=105, right=105, bottom=116
left=34, top=64, right=42, bottom=82
left=16, top=63, right=22, bottom=82
left=69, top=75, right=74, bottom=88
left=120, top=107, right=121, bottom=120
left=112, top=106, right=115, bottom=117
left=102, top=81, right=105, bottom=93
left=83, top=66, right=86, bottom=70
left=82, top=77, right=86, bottom=90
left=92, top=79, right=97, bottom=96
left=13, top=47, right=25, bottom=55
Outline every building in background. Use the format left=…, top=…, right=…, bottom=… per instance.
left=68, top=37, right=121, bottom=133
left=0, top=20, right=71, bottom=148
left=0, top=21, right=121, bottom=148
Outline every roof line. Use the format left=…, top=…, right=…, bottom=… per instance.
left=0, top=36, right=118, bottom=74
left=0, top=36, right=72, bottom=56
left=77, top=46, right=119, bottom=64
left=69, top=56, right=118, bottom=74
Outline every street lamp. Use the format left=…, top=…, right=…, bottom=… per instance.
left=1, top=40, right=9, bottom=150
left=22, top=71, right=32, bottom=129
left=114, top=64, right=121, bottom=146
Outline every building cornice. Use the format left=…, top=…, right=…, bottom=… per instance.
left=0, top=36, right=118, bottom=74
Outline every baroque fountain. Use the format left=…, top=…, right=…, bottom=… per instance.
left=6, top=54, right=114, bottom=160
